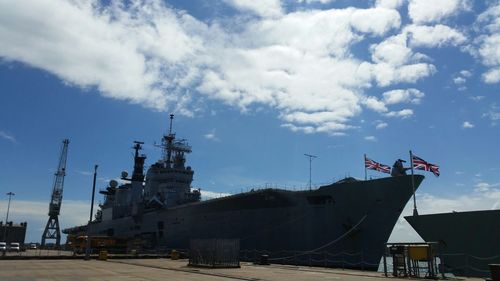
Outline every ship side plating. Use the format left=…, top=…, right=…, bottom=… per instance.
left=405, top=209, right=500, bottom=277
left=70, top=115, right=424, bottom=271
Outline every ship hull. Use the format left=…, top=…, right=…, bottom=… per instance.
left=405, top=209, right=500, bottom=277
left=88, top=175, right=423, bottom=270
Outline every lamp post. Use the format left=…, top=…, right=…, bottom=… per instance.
left=304, top=154, right=317, bottom=191
left=3, top=192, right=15, bottom=242
left=85, top=165, right=98, bottom=261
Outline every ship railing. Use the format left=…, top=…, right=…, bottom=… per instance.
left=199, top=180, right=350, bottom=201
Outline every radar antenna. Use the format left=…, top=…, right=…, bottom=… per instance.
left=41, top=139, right=69, bottom=248
left=156, top=114, right=192, bottom=168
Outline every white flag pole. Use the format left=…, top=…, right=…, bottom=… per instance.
left=364, top=154, right=367, bottom=180
left=410, top=150, right=418, bottom=216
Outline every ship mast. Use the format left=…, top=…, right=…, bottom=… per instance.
left=164, top=114, right=175, bottom=168
left=159, top=114, right=192, bottom=168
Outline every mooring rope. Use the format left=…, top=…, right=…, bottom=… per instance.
left=268, top=214, right=368, bottom=261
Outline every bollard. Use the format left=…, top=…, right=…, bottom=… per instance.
left=260, top=254, right=269, bottom=265
left=171, top=249, right=179, bottom=260
left=98, top=250, right=108, bottom=261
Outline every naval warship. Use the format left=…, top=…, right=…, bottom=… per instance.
left=66, top=115, right=424, bottom=270
left=405, top=209, right=500, bottom=277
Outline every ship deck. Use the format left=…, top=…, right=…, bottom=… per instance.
left=0, top=258, right=485, bottom=281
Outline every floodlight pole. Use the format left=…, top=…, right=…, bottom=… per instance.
left=304, top=154, right=317, bottom=191
left=85, top=165, right=98, bottom=261
left=3, top=192, right=15, bottom=242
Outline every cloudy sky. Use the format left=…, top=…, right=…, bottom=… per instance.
left=0, top=0, right=499, bottom=243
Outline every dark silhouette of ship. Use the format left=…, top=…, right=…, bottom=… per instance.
left=65, top=115, right=424, bottom=270
left=405, top=209, right=500, bottom=277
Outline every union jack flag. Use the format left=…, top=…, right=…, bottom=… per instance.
left=412, top=155, right=440, bottom=177
left=365, top=157, right=391, bottom=174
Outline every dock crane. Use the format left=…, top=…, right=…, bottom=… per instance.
left=41, top=139, right=69, bottom=247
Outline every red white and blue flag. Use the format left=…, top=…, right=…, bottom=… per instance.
left=412, top=155, right=440, bottom=177
left=365, top=157, right=391, bottom=174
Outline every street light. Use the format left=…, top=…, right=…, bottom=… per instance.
left=3, top=192, right=15, bottom=242
left=304, top=154, right=317, bottom=191
left=85, top=165, right=98, bottom=261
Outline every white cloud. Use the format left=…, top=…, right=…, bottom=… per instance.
left=200, top=190, right=232, bottom=200
left=349, top=8, right=401, bottom=36
left=483, top=104, right=500, bottom=123
left=364, top=135, right=377, bottom=141
left=474, top=182, right=491, bottom=192
left=419, top=187, right=500, bottom=213
left=361, top=62, right=436, bottom=87
left=365, top=33, right=437, bottom=86
left=470, top=96, right=484, bottom=102
left=483, top=67, right=500, bottom=83
left=297, top=0, right=333, bottom=4
left=204, top=129, right=219, bottom=141
left=376, top=122, right=388, bottom=129
left=453, top=69, right=472, bottom=89
left=0, top=130, right=16, bottom=143
left=386, top=109, right=414, bottom=118
left=472, top=3, right=500, bottom=84
left=376, top=0, right=404, bottom=9
left=281, top=123, right=316, bottom=134
left=405, top=24, right=466, bottom=48
left=223, top=0, right=282, bottom=18
left=363, top=96, right=388, bottom=113
left=0, top=0, right=441, bottom=135
left=382, top=88, right=425, bottom=104
left=455, top=77, right=467, bottom=86
left=408, top=0, right=470, bottom=24
left=453, top=76, right=466, bottom=84
left=75, top=170, right=92, bottom=176
left=0, top=0, right=206, bottom=110
left=462, top=121, right=474, bottom=128
left=370, top=34, right=414, bottom=66
left=460, top=70, right=472, bottom=77
left=355, top=89, right=424, bottom=119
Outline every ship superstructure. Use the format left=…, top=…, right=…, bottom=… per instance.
left=66, top=115, right=424, bottom=271
left=96, top=115, right=200, bottom=226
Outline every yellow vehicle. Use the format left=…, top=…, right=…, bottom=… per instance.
left=68, top=235, right=126, bottom=254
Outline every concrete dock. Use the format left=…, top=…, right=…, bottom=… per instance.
left=0, top=258, right=486, bottom=281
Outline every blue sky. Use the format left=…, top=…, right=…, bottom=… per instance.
left=0, top=0, right=499, bottom=243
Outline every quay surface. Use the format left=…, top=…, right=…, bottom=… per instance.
left=0, top=258, right=486, bottom=281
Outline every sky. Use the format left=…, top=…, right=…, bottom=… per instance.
left=0, top=0, right=499, bottom=244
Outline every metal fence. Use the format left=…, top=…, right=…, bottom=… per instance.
left=189, top=239, right=240, bottom=268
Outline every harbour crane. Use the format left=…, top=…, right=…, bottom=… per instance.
left=41, top=139, right=69, bottom=247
